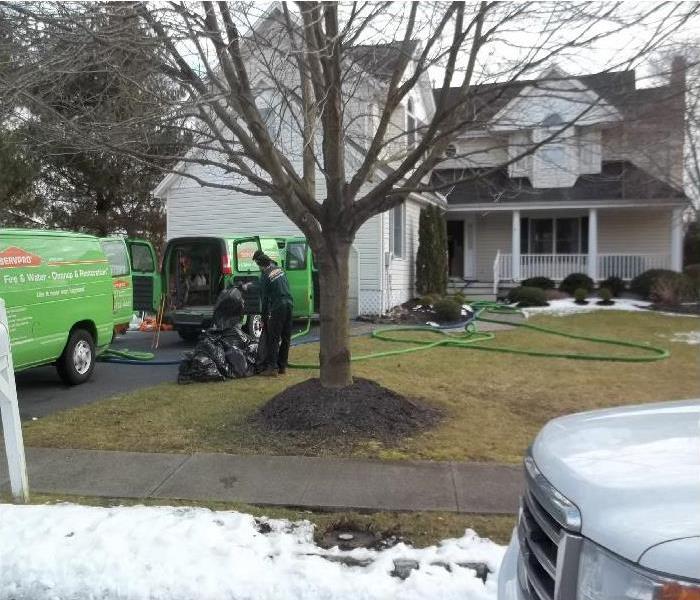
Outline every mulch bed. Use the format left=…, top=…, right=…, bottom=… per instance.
left=252, top=377, right=442, bottom=441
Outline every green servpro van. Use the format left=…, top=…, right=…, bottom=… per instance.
left=160, top=235, right=317, bottom=341
left=0, top=229, right=114, bottom=384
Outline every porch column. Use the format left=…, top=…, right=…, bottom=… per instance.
left=670, top=207, right=683, bottom=272
left=511, top=210, right=521, bottom=282
left=587, top=208, right=598, bottom=281
left=462, top=218, right=469, bottom=280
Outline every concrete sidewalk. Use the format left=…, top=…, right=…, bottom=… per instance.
left=0, top=447, right=522, bottom=513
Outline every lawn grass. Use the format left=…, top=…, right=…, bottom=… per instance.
left=22, top=311, right=700, bottom=463
left=3, top=493, right=516, bottom=546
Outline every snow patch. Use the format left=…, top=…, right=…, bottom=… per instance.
left=521, top=298, right=651, bottom=317
left=668, top=331, right=700, bottom=345
left=0, top=503, right=505, bottom=600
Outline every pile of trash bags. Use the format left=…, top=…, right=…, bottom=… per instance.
left=177, top=286, right=262, bottom=384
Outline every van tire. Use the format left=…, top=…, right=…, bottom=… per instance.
left=57, top=329, right=95, bottom=385
left=245, top=314, right=264, bottom=339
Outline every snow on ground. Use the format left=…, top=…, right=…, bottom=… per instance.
left=521, top=298, right=652, bottom=317
left=0, top=503, right=506, bottom=600
left=668, top=331, right=700, bottom=345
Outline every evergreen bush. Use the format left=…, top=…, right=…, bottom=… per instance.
left=415, top=205, right=448, bottom=297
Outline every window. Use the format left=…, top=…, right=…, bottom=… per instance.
left=130, top=244, right=154, bottom=273
left=538, top=144, right=566, bottom=169
left=100, top=240, right=130, bottom=277
left=235, top=240, right=260, bottom=272
left=390, top=203, right=405, bottom=258
left=521, top=217, right=588, bottom=254
left=445, top=144, right=457, bottom=158
left=406, top=98, right=416, bottom=150
left=285, top=242, right=307, bottom=270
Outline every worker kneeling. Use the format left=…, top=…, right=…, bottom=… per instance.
left=253, top=250, right=294, bottom=377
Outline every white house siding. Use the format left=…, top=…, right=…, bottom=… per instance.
left=381, top=197, right=422, bottom=309
left=474, top=212, right=511, bottom=281
left=597, top=208, right=671, bottom=254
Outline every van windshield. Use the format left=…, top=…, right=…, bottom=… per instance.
left=101, top=240, right=130, bottom=277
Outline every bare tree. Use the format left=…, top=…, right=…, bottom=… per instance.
left=1, top=1, right=697, bottom=387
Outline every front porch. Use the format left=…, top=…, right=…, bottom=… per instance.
left=447, top=206, right=684, bottom=292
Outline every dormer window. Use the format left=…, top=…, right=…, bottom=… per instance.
left=445, top=144, right=457, bottom=158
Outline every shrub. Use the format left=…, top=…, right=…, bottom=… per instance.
left=574, top=288, right=588, bottom=304
left=433, top=297, right=462, bottom=322
left=544, top=288, right=569, bottom=301
left=684, top=264, right=700, bottom=290
left=630, top=269, right=681, bottom=299
left=419, top=295, right=436, bottom=307
left=450, top=292, right=466, bottom=305
left=507, top=286, right=548, bottom=307
left=416, top=205, right=448, bottom=296
left=597, top=288, right=614, bottom=305
left=560, top=273, right=594, bottom=295
left=600, top=276, right=626, bottom=297
left=521, top=276, right=555, bottom=290
left=649, top=273, right=697, bottom=306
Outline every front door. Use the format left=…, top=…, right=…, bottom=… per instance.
left=464, top=219, right=476, bottom=279
left=447, top=220, right=464, bottom=278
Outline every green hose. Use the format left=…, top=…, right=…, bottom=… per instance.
left=287, top=300, right=669, bottom=370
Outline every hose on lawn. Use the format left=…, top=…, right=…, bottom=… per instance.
left=286, top=300, right=670, bottom=369
left=99, top=300, right=670, bottom=367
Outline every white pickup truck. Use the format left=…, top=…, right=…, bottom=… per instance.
left=498, top=399, right=700, bottom=600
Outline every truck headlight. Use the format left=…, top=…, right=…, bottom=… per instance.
left=577, top=539, right=700, bottom=600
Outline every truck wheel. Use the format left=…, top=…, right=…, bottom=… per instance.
left=245, top=314, right=264, bottom=339
left=177, top=327, right=200, bottom=343
left=57, top=329, right=95, bottom=385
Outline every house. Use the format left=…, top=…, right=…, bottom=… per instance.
left=433, top=61, right=688, bottom=298
left=153, top=7, right=443, bottom=317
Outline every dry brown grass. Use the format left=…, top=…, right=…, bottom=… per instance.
left=23, top=311, right=700, bottom=463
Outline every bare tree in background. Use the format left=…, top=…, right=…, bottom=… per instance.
left=1, top=1, right=697, bottom=387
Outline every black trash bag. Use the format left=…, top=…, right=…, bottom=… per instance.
left=178, top=354, right=225, bottom=384
left=225, top=346, right=251, bottom=378
left=212, top=287, right=245, bottom=330
left=177, top=322, right=260, bottom=384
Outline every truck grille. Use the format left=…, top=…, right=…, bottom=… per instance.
left=518, top=454, right=583, bottom=600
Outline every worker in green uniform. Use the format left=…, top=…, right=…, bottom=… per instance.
left=253, top=250, right=294, bottom=376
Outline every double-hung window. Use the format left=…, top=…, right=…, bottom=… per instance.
left=390, top=203, right=405, bottom=258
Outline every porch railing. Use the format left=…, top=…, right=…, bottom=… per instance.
left=597, top=253, right=671, bottom=280
left=494, top=252, right=672, bottom=283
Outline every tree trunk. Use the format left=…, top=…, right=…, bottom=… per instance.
left=317, top=239, right=352, bottom=388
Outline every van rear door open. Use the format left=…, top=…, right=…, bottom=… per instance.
left=126, top=239, right=160, bottom=313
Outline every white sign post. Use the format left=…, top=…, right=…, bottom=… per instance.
left=0, top=298, right=29, bottom=502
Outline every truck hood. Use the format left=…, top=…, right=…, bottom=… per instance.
left=532, top=399, right=700, bottom=568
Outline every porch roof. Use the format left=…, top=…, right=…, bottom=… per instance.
left=433, top=161, right=687, bottom=206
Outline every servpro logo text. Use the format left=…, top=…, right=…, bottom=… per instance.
left=0, top=247, right=42, bottom=268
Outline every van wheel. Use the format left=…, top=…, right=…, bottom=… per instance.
left=57, top=329, right=95, bottom=385
left=246, top=314, right=264, bottom=339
